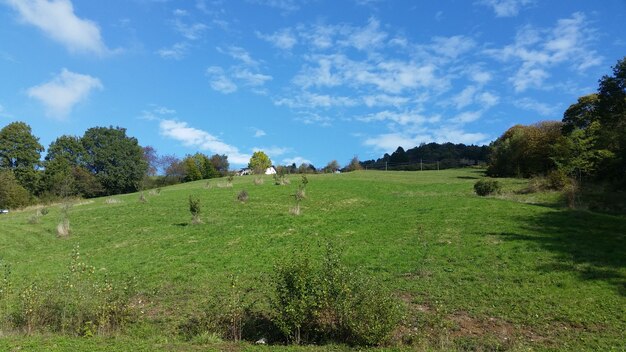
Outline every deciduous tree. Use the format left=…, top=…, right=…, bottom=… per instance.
left=248, top=151, right=271, bottom=174
left=82, top=126, right=147, bottom=195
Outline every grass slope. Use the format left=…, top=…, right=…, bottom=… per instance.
left=1, top=169, right=624, bottom=351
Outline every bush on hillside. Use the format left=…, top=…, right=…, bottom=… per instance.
left=0, top=170, right=32, bottom=209
left=474, top=179, right=501, bottom=196
left=189, top=196, right=202, bottom=224
left=1, top=245, right=137, bottom=336
left=270, top=243, right=403, bottom=346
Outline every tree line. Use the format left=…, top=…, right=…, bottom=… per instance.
left=487, top=56, right=626, bottom=186
left=361, top=143, right=490, bottom=171
left=0, top=124, right=231, bottom=209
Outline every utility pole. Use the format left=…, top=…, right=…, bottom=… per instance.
left=385, top=161, right=388, bottom=171
left=437, top=161, right=439, bottom=171
left=420, top=159, right=423, bottom=171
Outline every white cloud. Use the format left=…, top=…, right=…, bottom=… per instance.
left=357, top=110, right=439, bottom=126
left=363, top=133, right=426, bottom=152
left=206, top=66, right=238, bottom=94
left=232, top=69, right=273, bottom=87
left=6, top=0, right=109, bottom=55
left=0, top=104, right=12, bottom=119
left=27, top=68, right=102, bottom=118
left=511, top=65, right=549, bottom=92
left=249, top=0, right=304, bottom=12
left=299, top=23, right=335, bottom=50
left=514, top=97, right=559, bottom=116
left=282, top=156, right=312, bottom=166
left=159, top=119, right=250, bottom=164
left=275, top=92, right=357, bottom=109
left=293, top=54, right=447, bottom=94
left=477, top=0, right=534, bottom=17
left=450, top=86, right=499, bottom=110
left=339, top=17, right=388, bottom=51
left=477, top=92, right=499, bottom=108
left=452, top=86, right=479, bottom=109
left=172, top=16, right=207, bottom=41
left=157, top=42, right=188, bottom=60
left=362, top=94, right=410, bottom=108
left=253, top=146, right=290, bottom=158
left=207, top=47, right=272, bottom=93
left=466, top=66, right=493, bottom=84
left=256, top=28, right=298, bottom=50
left=430, top=35, right=476, bottom=58
left=295, top=112, right=332, bottom=126
left=452, top=110, right=483, bottom=123
left=218, top=46, right=259, bottom=67
left=253, top=128, right=266, bottom=137
left=487, top=12, right=602, bottom=92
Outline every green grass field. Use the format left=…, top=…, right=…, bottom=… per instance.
left=1, top=169, right=625, bottom=351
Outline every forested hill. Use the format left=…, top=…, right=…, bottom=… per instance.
left=361, top=142, right=490, bottom=171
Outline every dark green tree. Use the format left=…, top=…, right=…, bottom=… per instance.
left=0, top=121, right=44, bottom=194
left=45, top=135, right=85, bottom=166
left=82, top=126, right=147, bottom=195
left=209, top=154, right=229, bottom=176
left=597, top=57, right=626, bottom=180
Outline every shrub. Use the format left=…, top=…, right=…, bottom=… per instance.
left=290, top=185, right=306, bottom=216
left=138, top=192, right=147, bottom=203
left=0, top=170, right=32, bottom=209
left=546, top=169, right=569, bottom=190
left=189, top=196, right=202, bottom=224
left=271, top=254, right=317, bottom=344
left=178, top=277, right=256, bottom=343
left=270, top=243, right=402, bottom=346
left=4, top=245, right=136, bottom=336
left=474, top=179, right=501, bottom=196
left=563, top=179, right=579, bottom=209
left=237, top=190, right=249, bottom=203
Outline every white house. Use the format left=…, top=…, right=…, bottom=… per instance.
left=237, top=166, right=277, bottom=176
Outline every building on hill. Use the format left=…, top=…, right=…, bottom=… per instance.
left=237, top=166, right=277, bottom=176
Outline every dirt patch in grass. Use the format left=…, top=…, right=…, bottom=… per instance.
left=449, top=311, right=516, bottom=339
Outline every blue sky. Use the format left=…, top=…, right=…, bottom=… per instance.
left=1, top=0, right=625, bottom=168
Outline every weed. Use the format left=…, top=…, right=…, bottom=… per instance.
left=290, top=184, right=306, bottom=216
left=139, top=192, right=147, bottom=203
left=563, top=179, right=579, bottom=209
left=237, top=190, right=249, bottom=203
left=148, top=188, right=161, bottom=196
left=105, top=198, right=121, bottom=204
left=273, top=173, right=285, bottom=186
left=57, top=218, right=70, bottom=237
left=27, top=214, right=40, bottom=225
left=253, top=177, right=264, bottom=185
left=189, top=196, right=202, bottom=224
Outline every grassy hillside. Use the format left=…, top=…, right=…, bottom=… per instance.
left=1, top=169, right=624, bottom=351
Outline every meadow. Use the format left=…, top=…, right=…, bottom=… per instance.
left=0, top=169, right=624, bottom=351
